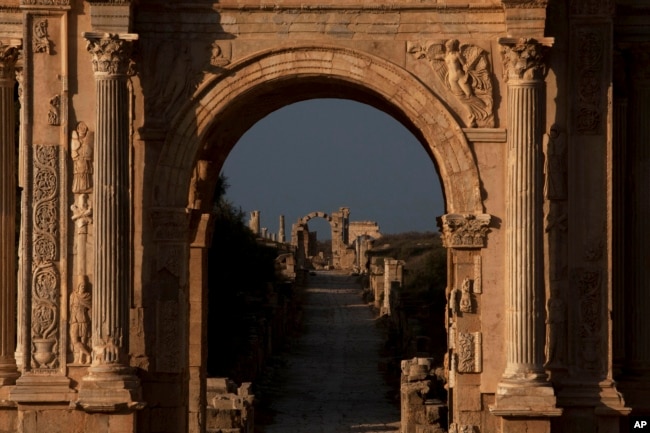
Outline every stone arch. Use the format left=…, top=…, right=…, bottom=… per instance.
left=299, top=211, right=332, bottom=225
left=152, top=44, right=484, bottom=215
left=149, top=45, right=486, bottom=433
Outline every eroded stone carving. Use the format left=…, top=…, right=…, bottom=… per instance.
left=449, top=424, right=477, bottom=433
left=456, top=331, right=481, bottom=373
left=500, top=38, right=549, bottom=82
left=33, top=19, right=51, bottom=54
left=459, top=278, right=473, bottom=313
left=151, top=208, right=190, bottom=242
left=189, top=160, right=216, bottom=210
left=71, top=122, right=94, bottom=194
left=407, top=39, right=494, bottom=127
left=157, top=301, right=180, bottom=372
left=544, top=125, right=567, bottom=200
left=573, top=268, right=602, bottom=372
left=545, top=289, right=566, bottom=368
left=574, top=29, right=604, bottom=134
left=33, top=145, right=59, bottom=263
left=48, top=94, right=60, bottom=125
left=439, top=213, right=491, bottom=248
left=210, top=42, right=230, bottom=67
left=70, top=276, right=92, bottom=364
left=0, top=43, right=20, bottom=80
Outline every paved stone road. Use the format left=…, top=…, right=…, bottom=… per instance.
left=260, top=271, right=401, bottom=433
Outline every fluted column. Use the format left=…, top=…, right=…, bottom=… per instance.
left=491, top=37, right=561, bottom=418
left=0, top=41, right=20, bottom=387
left=78, top=32, right=141, bottom=412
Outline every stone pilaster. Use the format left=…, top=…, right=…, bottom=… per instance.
left=490, top=38, right=561, bottom=420
left=0, top=40, right=20, bottom=387
left=77, top=32, right=142, bottom=412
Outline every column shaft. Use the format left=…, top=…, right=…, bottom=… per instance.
left=0, top=45, right=19, bottom=385
left=505, top=81, right=546, bottom=378
left=91, top=76, right=130, bottom=365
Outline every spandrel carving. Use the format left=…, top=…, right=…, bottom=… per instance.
left=408, top=39, right=494, bottom=128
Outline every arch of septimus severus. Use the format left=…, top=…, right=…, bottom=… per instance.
left=0, top=0, right=647, bottom=432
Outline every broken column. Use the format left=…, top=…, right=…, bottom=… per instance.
left=278, top=214, right=285, bottom=243
left=249, top=210, right=260, bottom=235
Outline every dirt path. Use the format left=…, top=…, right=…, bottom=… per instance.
left=258, top=271, right=400, bottom=433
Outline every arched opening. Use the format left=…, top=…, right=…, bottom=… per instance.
left=150, top=45, right=484, bottom=433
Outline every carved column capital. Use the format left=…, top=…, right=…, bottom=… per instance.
left=439, top=213, right=491, bottom=249
left=0, top=40, right=21, bottom=84
left=83, top=32, right=137, bottom=76
left=498, top=37, right=553, bottom=82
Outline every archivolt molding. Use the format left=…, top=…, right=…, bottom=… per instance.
left=153, top=45, right=484, bottom=215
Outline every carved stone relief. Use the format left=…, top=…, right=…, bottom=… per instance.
left=210, top=42, right=231, bottom=67
left=69, top=276, right=91, bottom=364
left=48, top=94, right=60, bottom=126
left=85, top=34, right=135, bottom=75
left=573, top=29, right=605, bottom=134
left=31, top=145, right=61, bottom=371
left=71, top=122, right=93, bottom=194
left=439, top=213, right=491, bottom=249
left=407, top=39, right=494, bottom=128
left=456, top=331, right=482, bottom=373
left=33, top=19, right=51, bottom=54
left=544, top=125, right=567, bottom=200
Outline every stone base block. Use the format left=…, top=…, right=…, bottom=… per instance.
left=500, top=417, right=552, bottom=433
left=76, top=368, right=143, bottom=413
left=490, top=381, right=562, bottom=417
left=9, top=375, right=76, bottom=403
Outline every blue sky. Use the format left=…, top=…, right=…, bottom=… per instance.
left=220, top=99, right=444, bottom=239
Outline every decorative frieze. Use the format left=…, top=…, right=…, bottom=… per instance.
left=407, top=39, right=494, bottom=128
left=439, top=213, right=491, bottom=249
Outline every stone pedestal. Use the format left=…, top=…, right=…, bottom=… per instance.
left=76, top=32, right=142, bottom=413
left=491, top=38, right=561, bottom=422
left=0, top=40, right=20, bottom=387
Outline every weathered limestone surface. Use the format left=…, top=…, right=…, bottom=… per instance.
left=0, top=0, right=646, bottom=432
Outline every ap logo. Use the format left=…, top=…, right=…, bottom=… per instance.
left=632, top=417, right=650, bottom=430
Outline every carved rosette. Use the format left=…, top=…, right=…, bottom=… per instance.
left=499, top=38, right=551, bottom=82
left=439, top=213, right=491, bottom=248
left=85, top=33, right=137, bottom=76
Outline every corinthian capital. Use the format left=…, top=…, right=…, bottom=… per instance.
left=83, top=32, right=138, bottom=76
left=499, top=37, right=553, bottom=82
left=0, top=40, right=21, bottom=83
